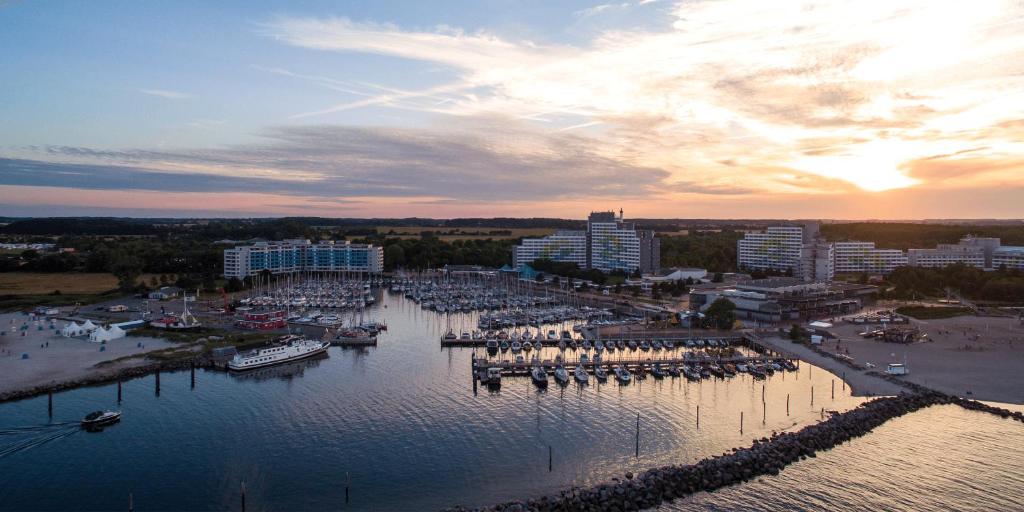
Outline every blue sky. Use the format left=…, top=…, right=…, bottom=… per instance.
left=2, top=0, right=1023, bottom=218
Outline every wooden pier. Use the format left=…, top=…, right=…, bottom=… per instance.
left=471, top=354, right=798, bottom=377
left=442, top=334, right=742, bottom=347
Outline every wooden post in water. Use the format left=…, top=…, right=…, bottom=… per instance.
left=811, top=386, right=814, bottom=406
left=763, top=403, right=766, bottom=424
left=786, top=393, right=790, bottom=415
left=117, top=380, right=122, bottom=403
left=346, top=472, right=351, bottom=503
left=832, top=379, right=835, bottom=399
left=241, top=481, right=246, bottom=512
left=190, top=362, right=196, bottom=389
left=155, top=370, right=161, bottom=397
left=48, top=390, right=52, bottom=417
left=635, top=412, right=640, bottom=458
left=548, top=445, right=552, bottom=472
left=128, top=493, right=133, bottom=512
left=842, top=372, right=846, bottom=391
left=740, top=411, right=744, bottom=433
left=696, top=405, right=700, bottom=429
left=762, top=384, right=765, bottom=403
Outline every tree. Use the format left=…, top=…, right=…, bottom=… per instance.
left=384, top=244, right=406, bottom=269
left=224, top=277, right=244, bottom=293
left=712, top=272, right=723, bottom=283
left=789, top=324, right=803, bottom=342
left=110, top=252, right=143, bottom=292
left=704, top=298, right=736, bottom=330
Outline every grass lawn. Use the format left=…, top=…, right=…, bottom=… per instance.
left=895, top=305, right=974, bottom=319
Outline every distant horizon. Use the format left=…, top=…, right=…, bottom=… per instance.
left=2, top=1, right=1023, bottom=217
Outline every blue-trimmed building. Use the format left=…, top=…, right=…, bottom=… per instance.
left=223, top=239, right=384, bottom=278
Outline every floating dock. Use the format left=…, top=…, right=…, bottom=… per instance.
left=471, top=355, right=799, bottom=377
left=442, top=334, right=742, bottom=347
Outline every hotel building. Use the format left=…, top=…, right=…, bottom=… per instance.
left=833, top=242, right=908, bottom=275
left=907, top=244, right=985, bottom=269
left=223, top=239, right=384, bottom=279
left=993, top=246, right=1024, bottom=270
left=737, top=223, right=833, bottom=282
left=511, top=210, right=658, bottom=273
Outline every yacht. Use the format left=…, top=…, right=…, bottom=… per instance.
left=574, top=364, right=589, bottom=384
left=511, top=341, right=522, bottom=353
left=554, top=365, right=570, bottom=385
left=531, top=366, right=549, bottom=387
left=594, top=366, right=608, bottom=382
left=486, top=367, right=502, bottom=389
left=228, top=335, right=330, bottom=371
left=651, top=363, right=666, bottom=379
left=613, top=365, right=632, bottom=384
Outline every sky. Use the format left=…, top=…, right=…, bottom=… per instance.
left=1, top=0, right=1023, bottom=219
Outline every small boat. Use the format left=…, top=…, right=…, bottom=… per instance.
left=500, top=340, right=510, bottom=351
left=486, top=367, right=502, bottom=389
left=574, top=364, right=589, bottom=384
left=613, top=365, right=632, bottom=384
left=511, top=341, right=522, bottom=353
left=523, top=341, right=533, bottom=351
left=486, top=339, right=499, bottom=351
left=81, top=410, right=121, bottom=429
left=668, top=364, right=681, bottom=377
left=652, top=340, right=663, bottom=350
left=582, top=340, right=592, bottom=350
left=617, top=340, right=625, bottom=350
left=580, top=354, right=589, bottom=365
left=594, top=366, right=608, bottom=382
left=594, top=340, right=605, bottom=352
left=531, top=366, right=549, bottom=387
left=605, top=341, right=615, bottom=352
left=627, top=340, right=638, bottom=350
left=554, top=365, right=570, bottom=385
left=634, top=365, right=647, bottom=380
left=664, top=340, right=675, bottom=350
left=515, top=354, right=525, bottom=365
left=652, top=363, right=666, bottom=379
left=639, top=340, right=651, bottom=351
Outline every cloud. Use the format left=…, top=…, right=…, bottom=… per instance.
left=138, top=88, right=192, bottom=100
left=4, top=121, right=671, bottom=201
left=261, top=1, right=1024, bottom=196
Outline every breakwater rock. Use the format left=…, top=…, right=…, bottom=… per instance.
left=444, top=391, right=1018, bottom=512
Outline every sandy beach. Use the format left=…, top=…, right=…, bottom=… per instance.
left=761, top=313, right=1024, bottom=405
left=0, top=312, right=176, bottom=399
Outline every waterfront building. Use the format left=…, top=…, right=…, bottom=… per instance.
left=737, top=223, right=833, bottom=282
left=512, top=230, right=587, bottom=269
left=833, top=242, right=908, bottom=275
left=223, top=239, right=384, bottom=278
left=992, top=245, right=1024, bottom=270
left=907, top=244, right=985, bottom=269
left=638, top=229, right=661, bottom=273
left=689, top=277, right=874, bottom=323
left=587, top=210, right=642, bottom=272
left=511, top=210, right=656, bottom=273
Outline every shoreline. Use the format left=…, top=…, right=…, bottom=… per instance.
left=0, top=357, right=207, bottom=404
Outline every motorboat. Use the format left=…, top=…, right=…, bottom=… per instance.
left=582, top=340, right=592, bottom=350
left=664, top=340, right=675, bottom=350
left=486, top=339, right=499, bottom=351
left=627, top=340, right=638, bottom=350
left=594, top=340, right=604, bottom=352
left=81, top=410, right=121, bottom=429
left=652, top=340, right=663, bottom=350
left=668, top=364, right=681, bottom=378
left=523, top=341, right=533, bottom=351
left=574, top=364, right=589, bottom=384
left=594, top=366, right=608, bottom=382
left=511, top=341, right=522, bottom=353
left=639, top=340, right=651, bottom=351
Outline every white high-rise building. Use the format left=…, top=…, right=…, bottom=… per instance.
left=993, top=246, right=1024, bottom=270
left=510, top=210, right=654, bottom=273
left=833, top=242, right=908, bottom=275
left=587, top=210, right=642, bottom=272
left=223, top=239, right=384, bottom=279
left=736, top=226, right=805, bottom=274
left=907, top=244, right=985, bottom=269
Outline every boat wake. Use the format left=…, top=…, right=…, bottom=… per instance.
left=0, top=422, right=79, bottom=459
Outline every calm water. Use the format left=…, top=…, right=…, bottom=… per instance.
left=663, top=404, right=1024, bottom=511
left=0, top=292, right=1010, bottom=511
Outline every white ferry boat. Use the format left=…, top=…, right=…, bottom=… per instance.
left=228, top=335, right=330, bottom=371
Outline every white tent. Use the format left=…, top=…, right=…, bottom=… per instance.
left=80, top=320, right=98, bottom=332
left=61, top=322, right=82, bottom=337
left=90, top=325, right=127, bottom=343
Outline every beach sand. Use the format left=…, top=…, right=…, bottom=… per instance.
left=763, top=313, right=1024, bottom=405
left=0, top=312, right=176, bottom=397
